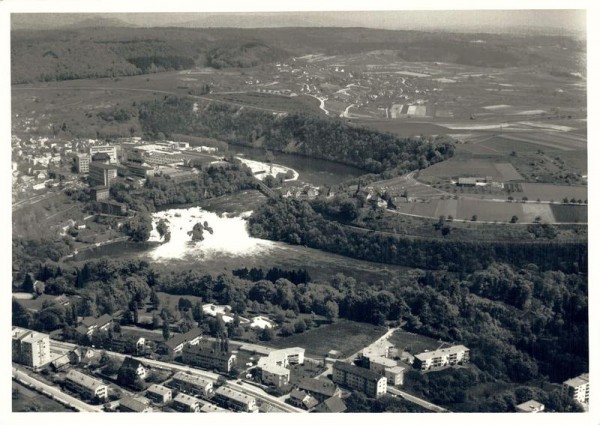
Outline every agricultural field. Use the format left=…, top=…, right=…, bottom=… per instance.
left=520, top=183, right=587, bottom=203
left=418, top=158, right=523, bottom=182
left=388, top=329, right=444, bottom=355
left=265, top=319, right=387, bottom=358
left=205, top=92, right=322, bottom=114
left=550, top=204, right=588, bottom=223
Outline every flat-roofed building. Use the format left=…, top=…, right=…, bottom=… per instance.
left=12, top=327, right=51, bottom=371
left=562, top=373, right=589, bottom=405
left=172, top=393, right=202, bottom=412
left=65, top=369, right=108, bottom=400
left=75, top=154, right=90, bottom=173
left=145, top=384, right=172, bottom=404
left=213, top=386, right=258, bottom=412
left=181, top=342, right=236, bottom=373
left=516, top=399, right=545, bottom=413
left=332, top=362, right=387, bottom=399
left=413, top=345, right=470, bottom=371
left=170, top=372, right=213, bottom=397
left=257, top=347, right=305, bottom=387
left=91, top=186, right=110, bottom=201
left=89, top=162, right=118, bottom=187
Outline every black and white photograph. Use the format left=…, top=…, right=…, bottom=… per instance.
left=4, top=1, right=596, bottom=423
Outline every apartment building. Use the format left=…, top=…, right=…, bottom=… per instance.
left=88, top=162, right=118, bottom=187
left=181, top=342, right=236, bottom=373
left=75, top=154, right=90, bottom=173
left=562, top=373, right=590, bottom=405
left=413, top=345, right=470, bottom=371
left=257, top=347, right=305, bottom=387
left=145, top=384, right=172, bottom=404
left=65, top=369, right=108, bottom=400
left=12, top=327, right=51, bottom=371
left=332, top=361, right=387, bottom=399
left=172, top=393, right=202, bottom=412
left=213, top=386, right=258, bottom=412
left=170, top=372, right=214, bottom=397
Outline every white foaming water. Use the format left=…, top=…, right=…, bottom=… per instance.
left=148, top=206, right=278, bottom=261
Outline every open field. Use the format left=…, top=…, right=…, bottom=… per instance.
left=520, top=183, right=587, bottom=202
left=389, top=330, right=444, bottom=355
left=550, top=204, right=588, bottom=223
left=12, top=380, right=74, bottom=412
left=265, top=319, right=387, bottom=358
left=419, top=158, right=523, bottom=182
left=206, top=92, right=322, bottom=114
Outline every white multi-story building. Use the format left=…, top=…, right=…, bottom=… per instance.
left=562, top=373, right=589, bottom=405
left=12, top=327, right=51, bottom=371
left=414, top=345, right=470, bottom=371
left=257, top=347, right=305, bottom=387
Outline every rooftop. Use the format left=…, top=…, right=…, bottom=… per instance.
left=172, top=372, right=213, bottom=388
left=182, top=342, right=234, bottom=360
left=119, top=396, right=150, bottom=412
left=214, top=386, right=256, bottom=405
left=298, top=378, right=339, bottom=397
left=147, top=384, right=171, bottom=396
left=316, top=396, right=347, bottom=413
left=516, top=399, right=545, bottom=412
left=165, top=327, right=202, bottom=350
left=414, top=345, right=469, bottom=361
left=66, top=370, right=106, bottom=391
left=564, top=373, right=589, bottom=388
left=89, top=162, right=118, bottom=171
left=173, top=393, right=201, bottom=407
left=333, top=361, right=385, bottom=382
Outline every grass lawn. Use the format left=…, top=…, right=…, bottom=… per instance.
left=264, top=319, right=387, bottom=358
left=12, top=381, right=75, bottom=412
left=289, top=362, right=327, bottom=386
left=388, top=330, right=444, bottom=355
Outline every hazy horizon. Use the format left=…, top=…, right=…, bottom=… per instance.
left=11, top=10, right=586, bottom=35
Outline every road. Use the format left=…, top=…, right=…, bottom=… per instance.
left=387, top=387, right=450, bottom=413
left=12, top=365, right=102, bottom=412
left=50, top=339, right=303, bottom=413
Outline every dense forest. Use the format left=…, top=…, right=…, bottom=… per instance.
left=248, top=197, right=587, bottom=274
left=11, top=26, right=584, bottom=84
left=12, top=255, right=587, bottom=411
left=138, top=97, right=455, bottom=174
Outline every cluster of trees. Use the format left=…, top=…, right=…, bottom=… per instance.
left=205, top=41, right=288, bottom=69
left=14, top=253, right=587, bottom=389
left=96, top=108, right=136, bottom=123
left=138, top=97, right=455, bottom=174
left=121, top=212, right=153, bottom=242
left=232, top=267, right=311, bottom=285
left=109, top=161, right=258, bottom=212
left=126, top=55, right=195, bottom=73
left=248, top=198, right=587, bottom=273
left=403, top=368, right=583, bottom=412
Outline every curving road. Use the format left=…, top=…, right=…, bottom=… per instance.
left=387, top=386, right=450, bottom=413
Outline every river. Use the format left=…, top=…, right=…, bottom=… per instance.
left=69, top=206, right=413, bottom=283
left=228, top=144, right=364, bottom=187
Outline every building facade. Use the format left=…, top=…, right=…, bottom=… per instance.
left=12, top=327, right=51, bottom=371
left=145, top=384, right=172, bottom=404
left=170, top=372, right=214, bottom=397
left=75, top=154, right=90, bottom=173
left=332, top=362, right=387, bottom=398
left=89, top=162, right=118, bottom=187
left=562, top=373, right=589, bottom=405
left=181, top=343, right=236, bottom=373
left=65, top=369, right=108, bottom=400
left=413, top=345, right=470, bottom=371
left=90, top=145, right=117, bottom=163
left=213, top=387, right=258, bottom=412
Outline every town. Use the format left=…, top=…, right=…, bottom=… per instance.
left=11, top=10, right=589, bottom=417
